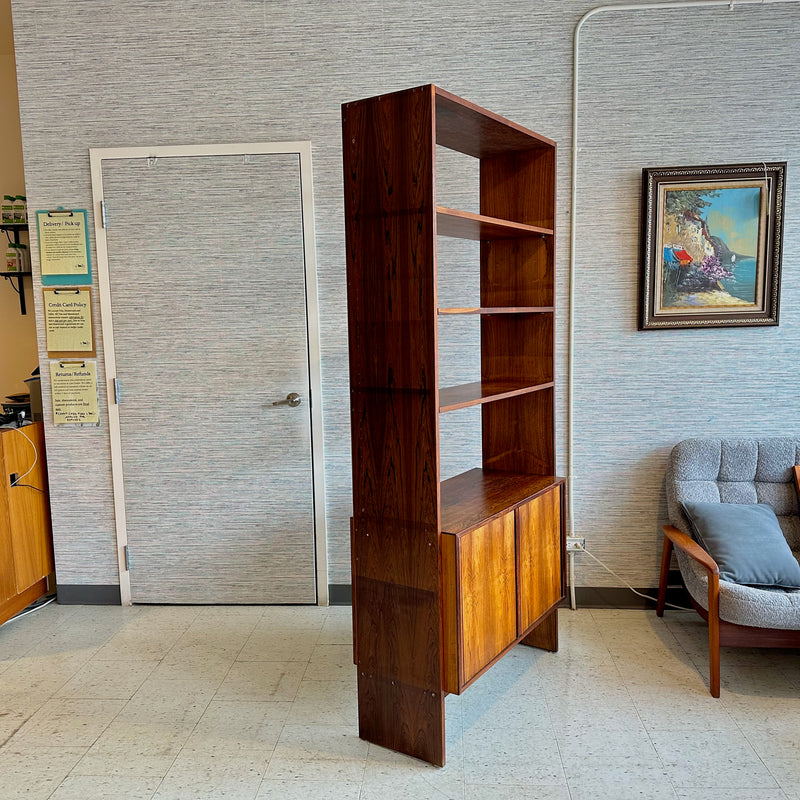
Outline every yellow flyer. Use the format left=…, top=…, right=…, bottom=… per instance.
left=43, top=288, right=95, bottom=356
left=49, top=360, right=100, bottom=425
left=37, top=208, right=92, bottom=285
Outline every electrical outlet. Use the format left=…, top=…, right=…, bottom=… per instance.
left=566, top=537, right=585, bottom=551
left=9, top=472, right=19, bottom=486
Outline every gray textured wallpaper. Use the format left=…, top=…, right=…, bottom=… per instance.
left=10, top=0, right=799, bottom=592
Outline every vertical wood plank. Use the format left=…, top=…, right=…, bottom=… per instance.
left=0, top=433, right=17, bottom=605
left=521, top=607, right=559, bottom=651
left=482, top=390, right=555, bottom=474
left=344, top=85, right=445, bottom=765
left=441, top=533, right=459, bottom=694
left=517, top=487, right=562, bottom=633
left=458, top=514, right=517, bottom=686
left=2, top=425, right=53, bottom=593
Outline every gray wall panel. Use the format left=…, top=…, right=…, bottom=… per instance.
left=9, top=0, right=799, bottom=591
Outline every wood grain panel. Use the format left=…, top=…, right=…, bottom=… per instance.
left=353, top=577, right=442, bottom=688
left=343, top=85, right=437, bottom=392
left=0, top=578, right=48, bottom=628
left=440, top=468, right=562, bottom=535
left=349, top=390, right=439, bottom=591
left=517, top=487, right=562, bottom=634
left=521, top=607, right=558, bottom=652
left=437, top=207, right=552, bottom=240
left=1, top=425, right=53, bottom=592
left=344, top=85, right=444, bottom=764
left=439, top=379, right=553, bottom=412
left=0, top=465, right=16, bottom=604
left=434, top=87, right=555, bottom=158
left=481, top=238, right=554, bottom=308
left=456, top=514, right=517, bottom=686
left=441, top=533, right=458, bottom=694
left=482, top=389, right=555, bottom=474
left=481, top=313, right=554, bottom=386
left=480, top=148, right=556, bottom=229
left=438, top=307, right=554, bottom=315
left=357, top=671, right=444, bottom=767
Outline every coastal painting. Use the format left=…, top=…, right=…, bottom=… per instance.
left=639, top=163, right=785, bottom=329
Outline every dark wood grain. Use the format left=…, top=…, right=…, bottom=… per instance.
left=344, top=85, right=445, bottom=765
left=344, top=84, right=562, bottom=765
left=437, top=207, right=553, bottom=240
left=440, top=468, right=564, bottom=535
left=520, top=607, right=559, bottom=651
left=438, top=307, right=554, bottom=315
left=358, top=672, right=445, bottom=767
left=481, top=148, right=556, bottom=229
left=481, top=238, right=555, bottom=308
left=481, top=313, right=553, bottom=387
left=482, top=390, right=555, bottom=474
left=434, top=86, right=555, bottom=158
left=343, top=85, right=437, bottom=392
left=439, top=379, right=553, bottom=413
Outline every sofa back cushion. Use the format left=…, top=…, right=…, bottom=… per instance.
left=666, top=438, right=800, bottom=551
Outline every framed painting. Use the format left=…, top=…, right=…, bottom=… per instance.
left=640, top=162, right=786, bottom=329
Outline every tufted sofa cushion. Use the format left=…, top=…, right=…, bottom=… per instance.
left=665, top=437, right=800, bottom=629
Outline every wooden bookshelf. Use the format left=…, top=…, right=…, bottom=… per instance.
left=343, top=84, right=565, bottom=766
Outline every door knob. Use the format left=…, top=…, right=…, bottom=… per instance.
left=272, top=392, right=302, bottom=407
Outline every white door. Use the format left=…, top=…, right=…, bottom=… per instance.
left=94, top=148, right=322, bottom=604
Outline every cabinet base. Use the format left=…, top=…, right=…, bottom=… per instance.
left=520, top=607, right=558, bottom=652
left=0, top=578, right=49, bottom=627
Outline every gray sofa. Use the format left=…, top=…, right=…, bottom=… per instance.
left=657, top=437, right=800, bottom=696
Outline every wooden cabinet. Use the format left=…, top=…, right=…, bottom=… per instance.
left=518, top=487, right=564, bottom=634
left=0, top=423, right=54, bottom=625
left=441, top=475, right=564, bottom=695
left=343, top=84, right=565, bottom=766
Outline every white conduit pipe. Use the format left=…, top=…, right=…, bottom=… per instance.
left=566, top=0, right=800, bottom=607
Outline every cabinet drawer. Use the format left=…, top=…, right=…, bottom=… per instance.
left=517, top=486, right=562, bottom=634
left=442, top=513, right=517, bottom=694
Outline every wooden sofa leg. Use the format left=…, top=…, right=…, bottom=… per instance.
left=656, top=534, right=673, bottom=617
left=708, top=571, right=721, bottom=698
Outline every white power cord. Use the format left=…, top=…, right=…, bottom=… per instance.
left=9, top=424, right=38, bottom=486
left=570, top=542, right=692, bottom=611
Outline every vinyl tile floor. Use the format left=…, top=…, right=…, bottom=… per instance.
left=1, top=602, right=800, bottom=800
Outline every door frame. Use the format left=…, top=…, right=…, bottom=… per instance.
left=89, top=142, right=328, bottom=606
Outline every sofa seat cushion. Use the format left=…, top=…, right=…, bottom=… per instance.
left=682, top=501, right=800, bottom=589
left=677, top=547, right=800, bottom=629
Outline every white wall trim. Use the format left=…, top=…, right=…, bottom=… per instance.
left=88, top=141, right=328, bottom=606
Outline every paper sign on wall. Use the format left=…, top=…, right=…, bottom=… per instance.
left=49, top=360, right=99, bottom=426
left=37, top=208, right=92, bottom=286
left=43, top=287, right=95, bottom=357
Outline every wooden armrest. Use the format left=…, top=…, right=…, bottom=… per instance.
left=662, top=524, right=719, bottom=575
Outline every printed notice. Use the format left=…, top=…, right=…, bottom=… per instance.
left=43, top=288, right=94, bottom=356
left=37, top=209, right=92, bottom=285
left=49, top=360, right=100, bottom=425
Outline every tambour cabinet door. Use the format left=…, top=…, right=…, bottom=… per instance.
left=517, top=487, right=562, bottom=634
left=442, top=512, right=517, bottom=693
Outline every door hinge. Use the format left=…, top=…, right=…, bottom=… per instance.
left=123, top=545, right=131, bottom=571
left=113, top=377, right=121, bottom=404
left=100, top=199, right=108, bottom=229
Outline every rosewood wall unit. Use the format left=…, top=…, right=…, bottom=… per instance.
left=0, top=422, right=54, bottom=626
left=343, top=84, right=565, bottom=766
